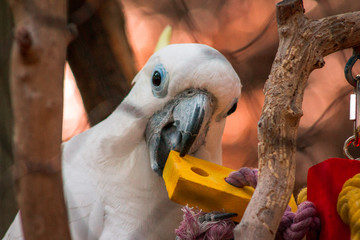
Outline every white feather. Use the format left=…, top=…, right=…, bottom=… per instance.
left=3, top=44, right=241, bottom=240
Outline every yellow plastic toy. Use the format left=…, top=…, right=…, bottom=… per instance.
left=163, top=151, right=297, bottom=222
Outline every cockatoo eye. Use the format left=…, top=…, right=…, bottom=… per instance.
left=152, top=71, right=162, bottom=86
left=227, top=101, right=237, bottom=116
left=151, top=64, right=169, bottom=98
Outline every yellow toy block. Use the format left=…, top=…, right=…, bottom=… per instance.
left=163, top=151, right=298, bottom=222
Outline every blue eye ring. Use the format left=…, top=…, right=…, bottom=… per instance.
left=151, top=64, right=169, bottom=98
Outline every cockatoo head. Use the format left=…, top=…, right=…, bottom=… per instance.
left=129, top=44, right=241, bottom=175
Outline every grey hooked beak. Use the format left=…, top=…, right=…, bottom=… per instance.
left=145, top=89, right=215, bottom=176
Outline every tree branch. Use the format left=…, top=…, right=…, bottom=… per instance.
left=234, top=0, right=360, bottom=239
left=0, top=0, right=17, bottom=236
left=68, top=0, right=136, bottom=125
left=8, top=0, right=71, bottom=239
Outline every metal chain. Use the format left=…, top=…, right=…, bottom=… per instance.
left=343, top=46, right=360, bottom=159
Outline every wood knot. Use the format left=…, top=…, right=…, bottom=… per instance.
left=14, top=27, right=39, bottom=64
left=314, top=57, right=325, bottom=69
left=15, top=27, right=32, bottom=55
left=286, top=105, right=303, bottom=126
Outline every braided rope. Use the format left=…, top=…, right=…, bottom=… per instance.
left=337, top=173, right=360, bottom=240
left=225, top=168, right=320, bottom=240
left=175, top=206, right=235, bottom=240
left=276, top=201, right=320, bottom=240
left=225, top=167, right=258, bottom=188
left=178, top=168, right=320, bottom=239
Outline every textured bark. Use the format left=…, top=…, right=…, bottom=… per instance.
left=8, top=0, right=71, bottom=239
left=235, top=0, right=360, bottom=239
left=68, top=0, right=136, bottom=125
left=0, top=0, right=17, bottom=237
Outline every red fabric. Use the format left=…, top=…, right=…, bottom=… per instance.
left=307, top=158, right=360, bottom=240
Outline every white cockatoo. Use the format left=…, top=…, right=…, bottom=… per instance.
left=4, top=43, right=241, bottom=240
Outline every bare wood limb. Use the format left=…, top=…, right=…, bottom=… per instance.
left=0, top=0, right=17, bottom=236
left=235, top=0, right=360, bottom=239
left=8, top=0, right=71, bottom=239
left=68, top=0, right=136, bottom=125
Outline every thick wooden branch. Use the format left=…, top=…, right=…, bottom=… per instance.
left=0, top=0, right=17, bottom=236
left=235, top=0, right=360, bottom=239
left=68, top=0, right=136, bottom=125
left=8, top=0, right=71, bottom=239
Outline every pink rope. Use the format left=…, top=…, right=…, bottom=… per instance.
left=226, top=168, right=320, bottom=240
left=276, top=206, right=296, bottom=240
left=279, top=201, right=321, bottom=240
left=225, top=167, right=258, bottom=188
left=177, top=168, right=321, bottom=240
left=175, top=206, right=235, bottom=240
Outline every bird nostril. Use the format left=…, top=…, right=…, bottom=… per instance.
left=186, top=89, right=194, bottom=96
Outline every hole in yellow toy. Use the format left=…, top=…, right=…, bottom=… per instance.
left=191, top=167, right=209, bottom=177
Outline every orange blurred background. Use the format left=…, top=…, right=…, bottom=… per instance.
left=62, top=0, right=360, bottom=194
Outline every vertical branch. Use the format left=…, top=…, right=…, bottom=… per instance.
left=234, top=0, right=360, bottom=239
left=0, top=0, right=16, bottom=236
left=8, top=0, right=71, bottom=239
left=68, top=0, right=136, bottom=125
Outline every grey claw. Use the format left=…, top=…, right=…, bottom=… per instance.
left=198, top=212, right=238, bottom=223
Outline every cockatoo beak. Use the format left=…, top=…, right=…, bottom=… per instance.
left=145, top=89, right=215, bottom=176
